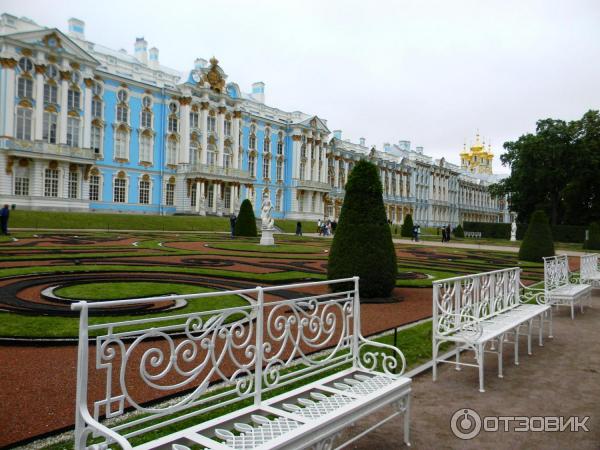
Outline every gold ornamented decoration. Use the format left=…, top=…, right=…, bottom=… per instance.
left=116, top=123, right=130, bottom=132
left=69, top=163, right=78, bottom=172
left=45, top=105, right=58, bottom=113
left=233, top=110, right=242, bottom=119
left=21, top=48, right=33, bottom=56
left=203, top=57, right=226, bottom=93
left=191, top=104, right=199, bottom=112
left=168, top=134, right=179, bottom=142
left=190, top=131, right=199, bottom=141
left=35, top=64, right=46, bottom=74
left=68, top=110, right=80, bottom=117
left=18, top=99, right=33, bottom=108
left=139, top=161, right=152, bottom=168
left=208, top=135, right=216, bottom=145
left=209, top=109, right=216, bottom=117
left=84, top=166, right=94, bottom=180
left=84, top=78, right=94, bottom=88
left=93, top=74, right=103, bottom=81
left=310, top=118, right=317, bottom=128
left=59, top=70, right=72, bottom=81
left=217, top=106, right=226, bottom=114
left=49, top=160, right=58, bottom=170
left=142, top=174, right=150, bottom=181
left=42, top=32, right=63, bottom=49
left=225, top=113, right=231, bottom=120
left=224, top=138, right=231, bottom=146
left=0, top=58, right=17, bottom=68
left=117, top=170, right=126, bottom=179
left=144, top=89, right=152, bottom=94
left=141, top=128, right=153, bottom=137
left=292, top=135, right=302, bottom=141
left=120, top=82, right=128, bottom=88
left=18, top=158, right=29, bottom=167
left=178, top=96, right=192, bottom=105
left=166, top=164, right=177, bottom=170
left=200, top=102, right=209, bottom=110
left=307, top=137, right=313, bottom=143
left=90, top=167, right=99, bottom=176
left=91, top=118, right=103, bottom=127
left=315, top=139, right=321, bottom=145
left=5, top=156, right=15, bottom=174
left=47, top=55, right=57, bottom=63
left=70, top=62, right=80, bottom=70
left=168, top=176, right=176, bottom=184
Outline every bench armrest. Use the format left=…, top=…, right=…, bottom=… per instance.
left=434, top=310, right=484, bottom=344
left=76, top=407, right=133, bottom=450
left=356, top=335, right=407, bottom=377
left=519, top=282, right=547, bottom=305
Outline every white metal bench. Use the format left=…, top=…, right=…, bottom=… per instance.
left=432, top=267, right=551, bottom=392
left=580, top=253, right=600, bottom=289
left=464, top=231, right=482, bottom=239
left=72, top=277, right=412, bottom=449
left=544, top=255, right=592, bottom=319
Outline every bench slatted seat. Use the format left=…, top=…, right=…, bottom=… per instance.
left=544, top=255, right=592, bottom=319
left=580, top=253, right=600, bottom=290
left=72, top=277, right=411, bottom=450
left=432, top=267, right=551, bottom=392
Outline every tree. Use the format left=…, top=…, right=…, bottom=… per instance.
left=234, top=199, right=257, bottom=237
left=454, top=224, right=465, bottom=238
left=400, top=214, right=414, bottom=238
left=327, top=159, right=397, bottom=298
left=491, top=110, right=600, bottom=226
left=518, top=210, right=555, bottom=262
left=584, top=222, right=600, bottom=250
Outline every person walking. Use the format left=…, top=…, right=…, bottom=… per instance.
left=412, top=225, right=417, bottom=242
left=416, top=225, right=421, bottom=242
left=229, top=213, right=237, bottom=239
left=0, top=204, right=9, bottom=235
left=446, top=224, right=451, bottom=243
left=441, top=226, right=447, bottom=243
left=317, top=219, right=322, bottom=235
left=295, top=221, right=302, bottom=237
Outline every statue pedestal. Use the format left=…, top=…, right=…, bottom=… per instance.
left=510, top=235, right=516, bottom=242
left=260, top=228, right=275, bottom=246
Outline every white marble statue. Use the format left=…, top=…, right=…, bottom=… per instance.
left=510, top=220, right=517, bottom=241
left=261, top=193, right=275, bottom=230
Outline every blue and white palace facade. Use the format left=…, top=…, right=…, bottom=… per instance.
left=0, top=14, right=509, bottom=226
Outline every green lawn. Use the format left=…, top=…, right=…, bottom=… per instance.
left=209, top=241, right=324, bottom=254
left=275, top=219, right=318, bottom=234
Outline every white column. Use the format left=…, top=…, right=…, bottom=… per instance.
left=200, top=104, right=208, bottom=164
left=59, top=77, right=69, bottom=144
left=232, top=113, right=240, bottom=169
left=306, top=137, right=313, bottom=181
left=195, top=181, right=201, bottom=213
left=230, top=184, right=236, bottom=213
left=1, top=64, right=15, bottom=136
left=320, top=140, right=327, bottom=183
left=217, top=106, right=225, bottom=167
left=82, top=81, right=92, bottom=148
left=179, top=101, right=191, bottom=164
left=200, top=181, right=206, bottom=215
left=213, top=182, right=219, bottom=213
left=292, top=135, right=300, bottom=179
left=34, top=69, right=45, bottom=140
left=334, top=158, right=339, bottom=188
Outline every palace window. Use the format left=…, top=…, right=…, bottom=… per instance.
left=276, top=189, right=282, bottom=212
left=68, top=88, right=81, bottom=110
left=277, top=134, right=284, bottom=155
left=298, top=191, right=304, bottom=212
left=89, top=175, right=100, bottom=201
left=91, top=125, right=102, bottom=154
left=190, top=141, right=200, bottom=165
left=224, top=146, right=232, bottom=169
left=16, top=107, right=32, bottom=140
left=18, top=57, right=33, bottom=73
left=248, top=154, right=256, bottom=177
left=140, top=134, right=153, bottom=163
left=207, top=184, right=214, bottom=208
left=276, top=159, right=283, bottom=181
left=92, top=98, right=102, bottom=118
left=44, top=83, right=58, bottom=104
left=42, top=112, right=57, bottom=144
left=299, top=162, right=305, bottom=181
left=207, top=145, right=216, bottom=167
left=92, top=81, right=103, bottom=97
left=17, top=77, right=33, bottom=99
left=117, top=89, right=128, bottom=103
left=301, top=144, right=306, bottom=158
left=224, top=120, right=232, bottom=136
left=165, top=182, right=175, bottom=206
left=113, top=178, right=127, bottom=203
left=141, top=109, right=152, bottom=129
left=66, top=117, right=80, bottom=147
left=139, top=179, right=150, bottom=204
left=190, top=186, right=197, bottom=207
left=168, top=115, right=178, bottom=133
left=44, top=168, right=59, bottom=198
left=263, top=154, right=270, bottom=179
left=68, top=171, right=79, bottom=199
left=142, top=95, right=152, bottom=109
left=224, top=188, right=231, bottom=209
left=264, top=137, right=270, bottom=153
left=116, top=104, right=128, bottom=123
left=14, top=176, right=29, bottom=196
left=71, top=71, right=81, bottom=85
left=249, top=124, right=256, bottom=149
left=190, top=111, right=199, bottom=129
left=167, top=139, right=178, bottom=165
left=114, top=129, right=129, bottom=159
left=207, top=116, right=216, bottom=133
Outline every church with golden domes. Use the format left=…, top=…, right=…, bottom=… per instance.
left=460, top=133, right=494, bottom=175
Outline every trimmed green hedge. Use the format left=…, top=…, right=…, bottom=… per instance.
left=234, top=199, right=257, bottom=237
left=327, top=160, right=397, bottom=298
left=518, top=210, right=555, bottom=262
left=464, top=220, right=587, bottom=243
left=584, top=222, right=600, bottom=250
left=453, top=224, right=464, bottom=238
left=401, top=214, right=414, bottom=237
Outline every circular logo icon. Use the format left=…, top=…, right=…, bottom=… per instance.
left=451, top=408, right=482, bottom=440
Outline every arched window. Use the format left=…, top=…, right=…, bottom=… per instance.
left=224, top=146, right=232, bottom=168
left=190, top=110, right=199, bottom=129
left=301, top=144, right=307, bottom=158
left=207, top=112, right=216, bottom=133
left=116, top=89, right=129, bottom=123
left=277, top=132, right=284, bottom=155
left=17, top=58, right=33, bottom=99
left=263, top=153, right=270, bottom=179
left=224, top=119, right=232, bottom=136
left=66, top=115, right=80, bottom=147
left=89, top=169, right=101, bottom=201
left=207, top=145, right=216, bottom=167
left=299, top=161, right=305, bottom=181
left=44, top=67, right=58, bottom=104
left=13, top=160, right=30, bottom=197
left=168, top=102, right=178, bottom=133
left=113, top=173, right=127, bottom=203
left=114, top=127, right=129, bottom=160
left=139, top=176, right=151, bottom=204
left=140, top=131, right=153, bottom=163
left=141, top=96, right=153, bottom=129
left=190, top=140, right=200, bottom=165
left=264, top=136, right=270, bottom=153
left=44, top=166, right=59, bottom=198
left=165, top=177, right=176, bottom=206
left=67, top=87, right=81, bottom=110
left=167, top=137, right=178, bottom=165
left=276, top=159, right=283, bottom=181
left=248, top=154, right=256, bottom=177
left=16, top=106, right=33, bottom=140
left=249, top=124, right=256, bottom=150
left=91, top=124, right=102, bottom=154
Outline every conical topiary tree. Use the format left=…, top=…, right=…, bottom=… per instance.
left=584, top=222, right=600, bottom=250
left=234, top=199, right=257, bottom=237
left=327, top=159, right=397, bottom=298
left=400, top=214, right=414, bottom=238
left=518, top=210, right=555, bottom=262
left=454, top=224, right=465, bottom=238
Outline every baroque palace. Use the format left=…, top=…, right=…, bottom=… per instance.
left=0, top=14, right=509, bottom=226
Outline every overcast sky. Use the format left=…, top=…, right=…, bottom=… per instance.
left=5, top=0, right=600, bottom=173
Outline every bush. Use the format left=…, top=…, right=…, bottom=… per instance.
left=327, top=160, right=397, bottom=298
left=518, top=210, right=555, bottom=262
left=584, top=222, right=600, bottom=250
left=401, top=214, right=414, bottom=238
left=454, top=224, right=464, bottom=238
left=233, top=199, right=257, bottom=237
left=464, top=220, right=587, bottom=243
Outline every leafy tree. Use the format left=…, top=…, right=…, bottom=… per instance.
left=454, top=224, right=465, bottom=238
left=401, top=214, right=414, bottom=238
left=518, top=210, right=555, bottom=262
left=491, top=110, right=600, bottom=226
left=327, top=159, right=397, bottom=298
left=584, top=222, right=600, bottom=250
left=233, top=199, right=257, bottom=237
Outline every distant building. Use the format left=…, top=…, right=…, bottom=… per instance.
left=0, top=13, right=509, bottom=226
left=460, top=133, right=494, bottom=175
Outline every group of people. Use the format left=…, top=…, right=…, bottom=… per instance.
left=440, top=224, right=452, bottom=243
left=317, top=219, right=337, bottom=236
left=411, top=224, right=421, bottom=242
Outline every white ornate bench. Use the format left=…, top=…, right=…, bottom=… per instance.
left=464, top=231, right=482, bottom=239
left=580, top=253, right=600, bottom=289
left=544, top=255, right=592, bottom=319
left=432, top=267, right=551, bottom=392
left=72, top=277, right=412, bottom=449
